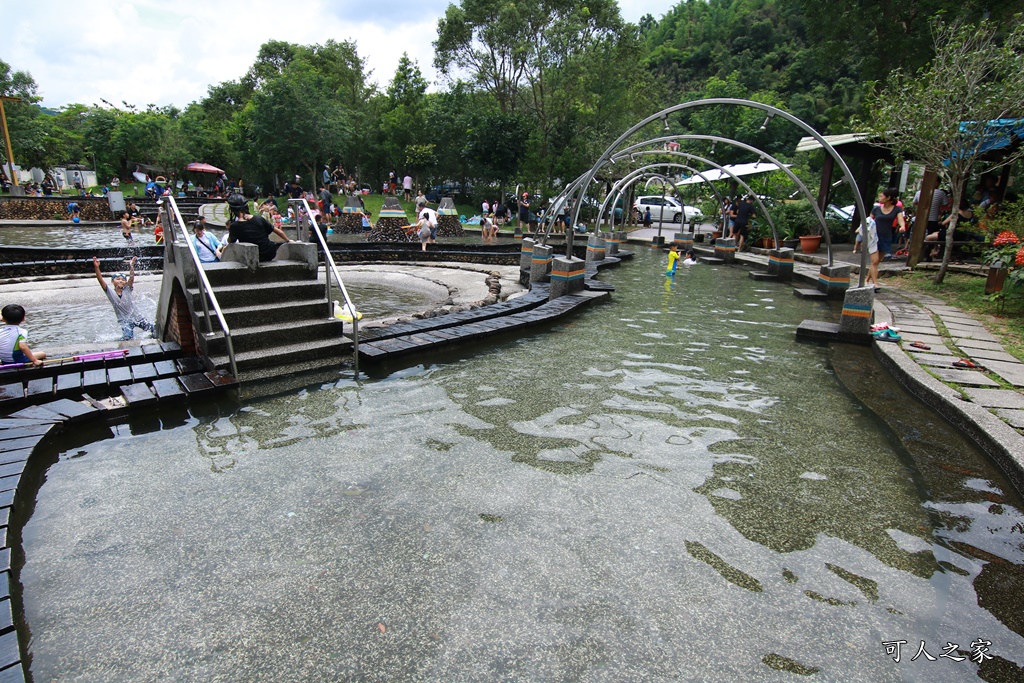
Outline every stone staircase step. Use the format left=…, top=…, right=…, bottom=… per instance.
left=190, top=279, right=328, bottom=308
left=201, top=260, right=316, bottom=287
left=208, top=337, right=352, bottom=375
left=203, top=318, right=346, bottom=356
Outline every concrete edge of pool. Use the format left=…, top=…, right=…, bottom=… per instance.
left=1, top=243, right=1023, bottom=680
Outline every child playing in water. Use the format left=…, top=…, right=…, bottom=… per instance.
left=0, top=304, right=46, bottom=366
left=92, top=256, right=155, bottom=340
left=666, top=244, right=680, bottom=274
left=682, top=250, right=698, bottom=265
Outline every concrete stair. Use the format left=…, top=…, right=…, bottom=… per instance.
left=187, top=258, right=350, bottom=378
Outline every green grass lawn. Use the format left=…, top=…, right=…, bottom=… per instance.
left=890, top=269, right=1024, bottom=359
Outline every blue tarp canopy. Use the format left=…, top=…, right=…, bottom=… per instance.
left=957, top=117, right=1024, bottom=157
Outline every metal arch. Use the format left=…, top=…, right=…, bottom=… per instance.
left=571, top=98, right=869, bottom=286
left=610, top=150, right=779, bottom=242
left=618, top=134, right=833, bottom=263
left=598, top=164, right=726, bottom=235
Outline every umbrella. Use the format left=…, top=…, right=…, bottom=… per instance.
left=185, top=162, right=225, bottom=174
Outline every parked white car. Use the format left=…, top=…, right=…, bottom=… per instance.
left=633, top=196, right=704, bottom=223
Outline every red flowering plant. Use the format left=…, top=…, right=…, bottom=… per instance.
left=981, top=198, right=1024, bottom=305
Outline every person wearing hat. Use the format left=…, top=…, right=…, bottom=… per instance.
left=225, top=193, right=291, bottom=262
left=518, top=192, right=532, bottom=230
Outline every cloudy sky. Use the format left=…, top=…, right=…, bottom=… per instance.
left=5, top=0, right=676, bottom=111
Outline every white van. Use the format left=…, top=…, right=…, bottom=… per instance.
left=633, top=196, right=703, bottom=223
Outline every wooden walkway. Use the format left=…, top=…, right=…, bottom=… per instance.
left=0, top=341, right=238, bottom=415
left=357, top=255, right=625, bottom=361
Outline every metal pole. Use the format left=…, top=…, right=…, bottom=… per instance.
left=0, top=96, right=23, bottom=187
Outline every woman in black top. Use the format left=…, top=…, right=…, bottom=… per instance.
left=225, top=194, right=292, bottom=261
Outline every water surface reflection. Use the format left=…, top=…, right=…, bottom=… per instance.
left=20, top=249, right=1024, bottom=681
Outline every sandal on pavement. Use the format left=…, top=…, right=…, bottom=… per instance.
left=953, top=359, right=984, bottom=369
left=874, top=329, right=901, bottom=342
left=910, top=341, right=931, bottom=350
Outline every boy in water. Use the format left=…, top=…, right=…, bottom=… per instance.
left=0, top=304, right=46, bottom=366
left=666, top=244, right=680, bottom=274
left=92, top=256, right=155, bottom=340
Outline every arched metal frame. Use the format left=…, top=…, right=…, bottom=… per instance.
left=605, top=150, right=780, bottom=241
left=597, top=164, right=726, bottom=236
left=613, top=135, right=828, bottom=251
left=557, top=99, right=869, bottom=287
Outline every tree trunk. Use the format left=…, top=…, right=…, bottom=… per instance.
left=932, top=186, right=961, bottom=285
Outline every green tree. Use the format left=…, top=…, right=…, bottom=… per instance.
left=241, top=63, right=352, bottom=190
left=0, top=59, right=41, bottom=175
left=865, top=18, right=1024, bottom=283
left=379, top=54, right=429, bottom=172
left=795, top=0, right=1024, bottom=83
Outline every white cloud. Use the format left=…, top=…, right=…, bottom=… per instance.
left=5, top=0, right=676, bottom=109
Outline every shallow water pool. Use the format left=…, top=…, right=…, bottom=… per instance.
left=19, top=249, right=1024, bottom=681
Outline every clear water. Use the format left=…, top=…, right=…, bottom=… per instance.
left=19, top=249, right=1024, bottom=681
left=11, top=278, right=440, bottom=349
left=0, top=224, right=513, bottom=249
left=0, top=223, right=162, bottom=249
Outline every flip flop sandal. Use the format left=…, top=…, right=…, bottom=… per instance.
left=875, top=329, right=901, bottom=342
left=910, top=341, right=931, bottom=350
left=953, top=359, right=984, bottom=369
left=870, top=323, right=890, bottom=332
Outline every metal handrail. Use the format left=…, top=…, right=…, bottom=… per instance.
left=288, top=198, right=360, bottom=374
left=160, top=195, right=239, bottom=380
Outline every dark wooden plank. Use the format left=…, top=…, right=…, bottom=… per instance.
left=82, top=368, right=108, bottom=391
left=124, top=346, right=147, bottom=361
left=0, top=630, right=19, bottom=672
left=0, top=424, right=52, bottom=442
left=203, top=371, right=238, bottom=388
left=55, top=372, right=83, bottom=395
left=153, top=360, right=179, bottom=378
left=178, top=373, right=215, bottom=393
left=24, top=377, right=53, bottom=397
left=7, top=406, right=63, bottom=423
left=106, top=366, right=133, bottom=385
left=0, top=464, right=24, bottom=481
left=0, top=385, right=23, bottom=405
left=40, top=398, right=98, bottom=421
left=0, top=475, right=20, bottom=495
left=0, top=663, right=26, bottom=683
left=0, top=599, right=11, bottom=632
left=0, top=449, right=32, bottom=468
left=176, top=357, right=206, bottom=374
left=160, top=340, right=183, bottom=356
left=150, top=378, right=186, bottom=400
left=130, top=363, right=158, bottom=381
left=120, top=383, right=157, bottom=407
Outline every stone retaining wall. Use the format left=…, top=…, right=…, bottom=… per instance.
left=0, top=196, right=113, bottom=221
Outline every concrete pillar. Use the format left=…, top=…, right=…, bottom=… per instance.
left=519, top=238, right=536, bottom=272
left=531, top=243, right=553, bottom=283
left=766, top=248, right=794, bottom=282
left=714, top=236, right=737, bottom=264
left=604, top=233, right=620, bottom=256
left=839, top=286, right=874, bottom=336
left=514, top=225, right=524, bottom=240
left=549, top=256, right=585, bottom=299
left=275, top=241, right=318, bottom=274
left=674, top=232, right=693, bottom=254
left=816, top=264, right=851, bottom=299
left=651, top=235, right=665, bottom=248
left=585, top=234, right=606, bottom=263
